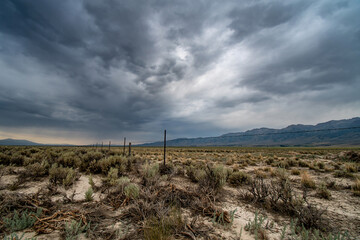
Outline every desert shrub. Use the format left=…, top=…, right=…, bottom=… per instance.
left=187, top=166, right=206, bottom=183
left=143, top=162, right=159, bottom=179
left=107, top=167, right=118, bottom=186
left=274, top=167, right=288, bottom=181
left=242, top=177, right=326, bottom=231
left=79, top=151, right=104, bottom=172
left=298, top=160, right=309, bottom=168
left=88, top=175, right=95, bottom=189
left=124, top=183, right=140, bottom=199
left=282, top=219, right=351, bottom=240
left=64, top=219, right=90, bottom=240
left=0, top=152, right=11, bottom=165
left=159, top=163, right=174, bottom=175
left=228, top=171, right=249, bottom=186
left=3, top=232, right=37, bottom=240
left=3, top=208, right=42, bottom=232
left=316, top=184, right=331, bottom=200
left=98, top=155, right=126, bottom=174
left=301, top=171, right=316, bottom=189
left=117, top=176, right=130, bottom=192
left=82, top=151, right=103, bottom=162
left=343, top=151, right=360, bottom=162
left=199, top=164, right=227, bottom=192
left=63, top=168, right=76, bottom=187
left=87, top=160, right=102, bottom=174
left=143, top=208, right=183, bottom=240
left=25, top=161, right=48, bottom=177
left=58, top=152, right=81, bottom=168
left=85, top=187, right=94, bottom=202
left=287, top=159, right=298, bottom=167
left=49, top=164, right=76, bottom=186
left=10, top=153, right=24, bottom=166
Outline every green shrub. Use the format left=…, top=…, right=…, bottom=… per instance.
left=49, top=164, right=76, bottom=186
left=0, top=152, right=11, bottom=165
left=143, top=162, right=159, bottom=179
left=3, top=232, right=37, bottom=240
left=85, top=187, right=94, bottom=202
left=88, top=175, right=95, bottom=189
left=117, top=176, right=130, bottom=192
left=25, top=160, right=49, bottom=177
left=124, top=183, right=140, bottom=199
left=63, top=168, right=76, bottom=187
left=3, top=208, right=42, bottom=232
left=187, top=166, right=206, bottom=183
left=64, top=219, right=90, bottom=240
left=10, top=153, right=25, bottom=166
left=107, top=167, right=118, bottom=186
left=143, top=208, right=183, bottom=240
left=58, top=152, right=81, bottom=168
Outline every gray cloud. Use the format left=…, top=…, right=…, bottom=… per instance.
left=0, top=0, right=359, bottom=144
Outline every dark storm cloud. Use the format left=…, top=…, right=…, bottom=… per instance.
left=0, top=0, right=359, bottom=143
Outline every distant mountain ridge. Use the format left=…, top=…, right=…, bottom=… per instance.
left=0, top=138, right=75, bottom=146
left=0, top=138, right=43, bottom=146
left=140, top=117, right=360, bottom=147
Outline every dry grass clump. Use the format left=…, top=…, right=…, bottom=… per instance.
left=301, top=171, right=316, bottom=189
left=316, top=183, right=331, bottom=200
left=291, top=169, right=300, bottom=175
left=351, top=179, right=360, bottom=196
left=345, top=163, right=358, bottom=173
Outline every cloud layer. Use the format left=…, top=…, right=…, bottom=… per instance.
left=0, top=0, right=359, bottom=144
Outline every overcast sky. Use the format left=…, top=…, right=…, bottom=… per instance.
left=0, top=0, right=360, bottom=144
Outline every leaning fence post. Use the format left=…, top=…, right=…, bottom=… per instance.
left=163, top=130, right=166, bottom=166
left=128, top=142, right=131, bottom=156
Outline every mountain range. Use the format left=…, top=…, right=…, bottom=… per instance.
left=1, top=117, right=360, bottom=146
left=140, top=117, right=360, bottom=147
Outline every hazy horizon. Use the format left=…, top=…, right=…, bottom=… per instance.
left=1, top=0, right=360, bottom=145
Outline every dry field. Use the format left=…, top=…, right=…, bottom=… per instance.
left=0, top=146, right=359, bottom=240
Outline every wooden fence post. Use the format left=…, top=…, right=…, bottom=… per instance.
left=163, top=130, right=166, bottom=166
left=128, top=142, right=131, bottom=156
left=109, top=141, right=111, bottom=151
left=123, top=137, right=126, bottom=156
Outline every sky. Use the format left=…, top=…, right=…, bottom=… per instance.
left=0, top=0, right=360, bottom=145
